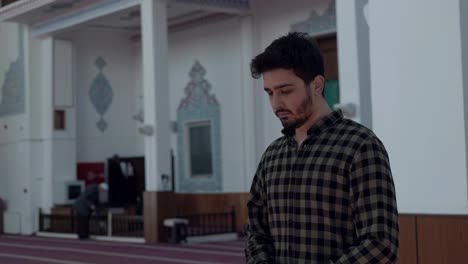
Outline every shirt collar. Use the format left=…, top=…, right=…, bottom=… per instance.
left=281, top=110, right=344, bottom=139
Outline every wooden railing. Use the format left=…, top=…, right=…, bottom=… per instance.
left=38, top=209, right=143, bottom=237
left=110, top=214, right=144, bottom=237
left=39, top=207, right=236, bottom=238
left=39, top=210, right=76, bottom=233
left=177, top=207, right=236, bottom=236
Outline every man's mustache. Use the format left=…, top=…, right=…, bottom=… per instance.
left=275, top=109, right=292, bottom=116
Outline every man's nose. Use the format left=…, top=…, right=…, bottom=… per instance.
left=270, top=93, right=283, bottom=110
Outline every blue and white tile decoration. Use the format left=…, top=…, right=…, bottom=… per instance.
left=0, top=25, right=25, bottom=117
left=291, top=0, right=336, bottom=36
left=177, top=61, right=222, bottom=193
left=89, top=56, right=113, bottom=132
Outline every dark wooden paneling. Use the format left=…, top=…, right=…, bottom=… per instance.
left=398, top=215, right=417, bottom=264
left=143, top=191, right=176, bottom=243
left=51, top=206, right=73, bottom=216
left=143, top=191, right=157, bottom=243
left=156, top=191, right=176, bottom=241
left=175, top=193, right=249, bottom=233
left=417, top=215, right=468, bottom=264
left=318, top=35, right=338, bottom=80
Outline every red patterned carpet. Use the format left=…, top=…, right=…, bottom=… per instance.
left=0, top=235, right=245, bottom=263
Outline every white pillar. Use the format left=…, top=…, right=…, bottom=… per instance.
left=240, top=16, right=257, bottom=190
left=20, top=25, right=34, bottom=235
left=140, top=0, right=171, bottom=191
left=39, top=36, right=54, bottom=213
left=368, top=0, right=467, bottom=214
left=336, top=0, right=372, bottom=127
left=460, top=0, right=468, bottom=210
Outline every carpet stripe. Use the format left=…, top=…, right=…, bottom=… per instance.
left=0, top=242, right=224, bottom=264
left=0, top=253, right=93, bottom=264
left=1, top=235, right=244, bottom=257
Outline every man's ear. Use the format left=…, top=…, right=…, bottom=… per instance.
left=312, top=75, right=325, bottom=96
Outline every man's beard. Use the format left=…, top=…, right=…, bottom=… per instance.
left=277, top=95, right=313, bottom=130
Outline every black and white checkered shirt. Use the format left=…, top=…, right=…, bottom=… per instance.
left=246, top=110, right=399, bottom=264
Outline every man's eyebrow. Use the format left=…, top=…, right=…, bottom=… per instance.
left=264, top=83, right=294, bottom=90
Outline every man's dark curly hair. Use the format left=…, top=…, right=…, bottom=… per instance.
left=250, top=32, right=324, bottom=87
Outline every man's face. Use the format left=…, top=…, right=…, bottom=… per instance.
left=263, top=69, right=315, bottom=130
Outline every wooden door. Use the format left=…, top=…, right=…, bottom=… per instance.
left=318, top=35, right=339, bottom=108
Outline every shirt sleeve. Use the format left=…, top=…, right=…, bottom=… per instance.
left=332, top=136, right=399, bottom=264
left=245, top=155, right=275, bottom=264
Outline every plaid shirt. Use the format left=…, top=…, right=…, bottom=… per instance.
left=246, top=110, right=399, bottom=264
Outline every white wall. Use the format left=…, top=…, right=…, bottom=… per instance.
left=28, top=32, right=54, bottom=228
left=336, top=0, right=372, bottom=127
left=0, top=23, right=36, bottom=234
left=250, top=0, right=334, bottom=157
left=133, top=43, right=145, bottom=155
left=461, top=0, right=468, bottom=215
left=168, top=18, right=246, bottom=192
left=0, top=24, right=25, bottom=138
left=335, top=0, right=360, bottom=125
left=52, top=139, right=76, bottom=204
left=0, top=142, right=33, bottom=234
left=51, top=39, right=77, bottom=205
left=71, top=28, right=143, bottom=162
left=369, top=0, right=468, bottom=214
left=0, top=23, right=20, bottom=97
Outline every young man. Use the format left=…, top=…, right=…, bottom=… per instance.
left=246, top=32, right=399, bottom=263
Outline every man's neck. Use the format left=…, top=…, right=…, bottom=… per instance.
left=295, top=103, right=331, bottom=146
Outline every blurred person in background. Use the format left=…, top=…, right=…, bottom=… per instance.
left=73, top=182, right=108, bottom=240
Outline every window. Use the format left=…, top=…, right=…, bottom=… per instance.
left=187, top=121, right=213, bottom=178
left=176, top=61, right=222, bottom=192
left=53, top=109, right=65, bottom=130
